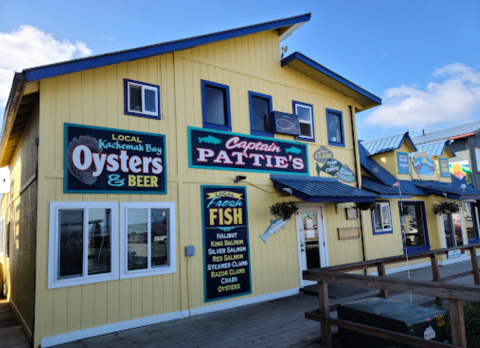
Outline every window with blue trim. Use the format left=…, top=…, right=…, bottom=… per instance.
left=372, top=202, right=392, bottom=234
left=201, top=80, right=231, bottom=131
left=293, top=102, right=314, bottom=141
left=124, top=79, right=160, bottom=119
left=400, top=202, right=430, bottom=253
left=249, top=92, right=272, bottom=137
left=326, top=109, right=344, bottom=146
left=463, top=202, right=479, bottom=243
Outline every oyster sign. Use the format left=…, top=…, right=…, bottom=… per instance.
left=65, top=123, right=166, bottom=193
left=189, top=127, right=308, bottom=175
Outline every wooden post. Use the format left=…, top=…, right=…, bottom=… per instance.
left=430, top=253, right=442, bottom=306
left=377, top=262, right=388, bottom=299
left=318, top=281, right=332, bottom=348
left=469, top=246, right=480, bottom=285
left=449, top=299, right=467, bottom=347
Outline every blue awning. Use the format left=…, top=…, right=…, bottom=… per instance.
left=412, top=176, right=480, bottom=200
left=271, top=175, right=377, bottom=203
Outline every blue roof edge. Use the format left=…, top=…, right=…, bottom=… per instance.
left=24, top=13, right=311, bottom=82
left=270, top=174, right=338, bottom=182
left=281, top=52, right=382, bottom=105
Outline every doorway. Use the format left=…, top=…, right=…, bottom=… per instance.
left=295, top=205, right=328, bottom=287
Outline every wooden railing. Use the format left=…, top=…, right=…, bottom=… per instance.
left=303, top=244, right=480, bottom=348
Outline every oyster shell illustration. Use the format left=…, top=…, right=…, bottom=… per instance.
left=67, top=135, right=102, bottom=185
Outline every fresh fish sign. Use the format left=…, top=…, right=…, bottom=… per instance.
left=260, top=218, right=290, bottom=243
left=189, top=127, right=308, bottom=175
left=314, top=148, right=357, bottom=183
left=65, top=124, right=166, bottom=193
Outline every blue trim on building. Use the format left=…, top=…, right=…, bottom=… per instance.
left=465, top=201, right=480, bottom=244
left=292, top=101, right=315, bottom=142
left=248, top=91, right=273, bottom=137
left=325, top=108, right=345, bottom=147
left=201, top=80, right=232, bottom=132
left=371, top=201, right=393, bottom=235
left=398, top=201, right=430, bottom=255
left=281, top=52, right=382, bottom=105
left=123, top=79, right=161, bottom=120
left=23, top=14, right=311, bottom=82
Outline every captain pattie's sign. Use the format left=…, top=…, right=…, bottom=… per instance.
left=189, top=127, right=308, bottom=175
left=202, top=186, right=251, bottom=302
left=65, top=124, right=166, bottom=193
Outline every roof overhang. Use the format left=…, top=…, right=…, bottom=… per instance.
left=281, top=52, right=381, bottom=109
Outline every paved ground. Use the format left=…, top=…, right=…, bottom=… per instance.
left=1, top=257, right=478, bottom=348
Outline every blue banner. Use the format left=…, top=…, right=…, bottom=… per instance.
left=397, top=152, right=410, bottom=174
left=189, top=127, right=308, bottom=175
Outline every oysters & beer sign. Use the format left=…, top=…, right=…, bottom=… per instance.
left=189, top=127, right=308, bottom=175
left=64, top=124, right=166, bottom=193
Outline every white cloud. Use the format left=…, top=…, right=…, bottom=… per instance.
left=0, top=25, right=92, bottom=106
left=362, top=63, right=480, bottom=131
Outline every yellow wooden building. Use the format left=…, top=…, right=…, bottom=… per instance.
left=1, top=13, right=479, bottom=348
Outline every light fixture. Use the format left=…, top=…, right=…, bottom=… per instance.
left=234, top=175, right=247, bottom=183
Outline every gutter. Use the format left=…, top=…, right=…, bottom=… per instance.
left=0, top=72, right=25, bottom=166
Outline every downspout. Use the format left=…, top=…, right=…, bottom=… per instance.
left=349, top=105, right=367, bottom=268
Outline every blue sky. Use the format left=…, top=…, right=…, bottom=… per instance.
left=1, top=0, right=479, bottom=140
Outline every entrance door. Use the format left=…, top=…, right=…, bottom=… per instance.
left=295, top=206, right=328, bottom=287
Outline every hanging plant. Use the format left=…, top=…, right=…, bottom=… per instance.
left=432, top=201, right=460, bottom=215
left=353, top=202, right=375, bottom=211
left=270, top=201, right=299, bottom=221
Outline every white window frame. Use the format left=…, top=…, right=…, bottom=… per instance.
left=294, top=103, right=314, bottom=140
left=48, top=202, right=119, bottom=289
left=475, top=147, right=480, bottom=173
left=372, top=202, right=392, bottom=234
left=127, top=80, right=159, bottom=117
left=120, top=202, right=176, bottom=279
left=0, top=216, right=5, bottom=257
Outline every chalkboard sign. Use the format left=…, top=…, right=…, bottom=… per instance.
left=65, top=124, right=166, bottom=193
left=201, top=186, right=251, bottom=302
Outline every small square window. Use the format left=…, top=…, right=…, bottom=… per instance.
left=120, top=202, right=176, bottom=279
left=326, top=109, right=345, bottom=147
left=293, top=102, right=314, bottom=142
left=48, top=202, right=119, bottom=289
left=201, top=80, right=231, bottom=131
left=372, top=202, right=392, bottom=234
left=124, top=79, right=160, bottom=119
left=249, top=92, right=273, bottom=137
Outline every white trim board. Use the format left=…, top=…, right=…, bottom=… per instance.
left=40, top=288, right=300, bottom=347
left=191, top=288, right=299, bottom=316
left=41, top=310, right=190, bottom=347
left=369, top=262, right=431, bottom=276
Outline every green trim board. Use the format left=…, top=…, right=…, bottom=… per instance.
left=201, top=185, right=252, bottom=302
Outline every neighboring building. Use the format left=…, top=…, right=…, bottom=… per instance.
left=360, top=132, right=480, bottom=272
left=0, top=14, right=388, bottom=347
left=412, top=120, right=480, bottom=188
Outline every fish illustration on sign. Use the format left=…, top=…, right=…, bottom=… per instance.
left=260, top=218, right=290, bottom=243
left=285, top=146, right=302, bottom=154
left=198, top=135, right=222, bottom=145
left=313, top=146, right=334, bottom=163
left=336, top=164, right=356, bottom=183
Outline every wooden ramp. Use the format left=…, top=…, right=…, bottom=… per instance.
left=0, top=297, right=29, bottom=348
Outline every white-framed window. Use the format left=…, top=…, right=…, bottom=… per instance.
left=475, top=147, right=480, bottom=173
left=124, top=79, right=160, bottom=119
left=0, top=216, right=5, bottom=257
left=120, top=202, right=176, bottom=279
left=293, top=101, right=314, bottom=141
left=48, top=202, right=119, bottom=289
left=372, top=202, right=392, bottom=234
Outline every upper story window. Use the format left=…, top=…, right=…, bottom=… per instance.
left=201, top=80, right=231, bottom=131
left=249, top=91, right=273, bottom=137
left=124, top=79, right=160, bottom=119
left=326, top=109, right=345, bottom=147
left=48, top=202, right=119, bottom=289
left=120, top=202, right=176, bottom=279
left=372, top=202, right=392, bottom=234
left=293, top=101, right=314, bottom=142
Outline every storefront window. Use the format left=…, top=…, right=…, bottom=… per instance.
left=48, top=202, right=119, bottom=289
left=372, top=202, right=392, bottom=234
left=400, top=202, right=429, bottom=253
left=463, top=202, right=479, bottom=242
left=443, top=212, right=465, bottom=248
left=121, top=202, right=176, bottom=279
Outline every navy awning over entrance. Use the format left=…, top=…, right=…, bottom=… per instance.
left=270, top=175, right=377, bottom=203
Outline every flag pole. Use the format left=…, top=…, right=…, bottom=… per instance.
left=395, top=181, right=412, bottom=304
